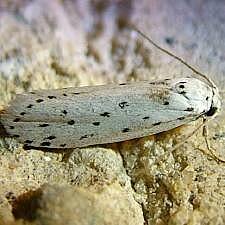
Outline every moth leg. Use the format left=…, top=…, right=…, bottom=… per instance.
left=199, top=124, right=225, bottom=163
left=170, top=118, right=225, bottom=163
left=61, top=148, right=75, bottom=162
left=170, top=121, right=205, bottom=153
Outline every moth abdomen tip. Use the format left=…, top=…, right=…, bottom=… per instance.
left=0, top=110, right=8, bottom=137
left=0, top=121, right=9, bottom=137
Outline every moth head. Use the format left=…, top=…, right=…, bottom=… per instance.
left=188, top=74, right=221, bottom=119
left=205, top=85, right=221, bottom=118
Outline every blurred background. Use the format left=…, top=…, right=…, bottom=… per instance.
left=1, top=0, right=225, bottom=94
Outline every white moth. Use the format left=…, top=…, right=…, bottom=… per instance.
left=0, top=77, right=221, bottom=150
left=0, top=28, right=221, bottom=151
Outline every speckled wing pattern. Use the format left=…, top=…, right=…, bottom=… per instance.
left=0, top=78, right=213, bottom=149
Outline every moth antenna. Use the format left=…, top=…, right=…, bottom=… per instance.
left=132, top=26, right=215, bottom=88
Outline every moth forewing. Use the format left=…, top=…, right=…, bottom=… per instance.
left=0, top=77, right=216, bottom=149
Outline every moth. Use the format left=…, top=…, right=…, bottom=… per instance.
left=0, top=28, right=221, bottom=154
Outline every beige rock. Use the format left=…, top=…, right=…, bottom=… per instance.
left=35, top=183, right=143, bottom=225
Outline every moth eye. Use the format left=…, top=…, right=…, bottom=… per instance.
left=206, top=106, right=218, bottom=117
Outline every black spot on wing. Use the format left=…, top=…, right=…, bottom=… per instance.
left=46, top=136, right=56, bottom=140
left=100, top=112, right=110, bottom=117
left=60, top=143, right=66, bottom=147
left=62, top=110, right=67, bottom=115
left=27, top=104, right=33, bottom=108
left=119, top=83, right=127, bottom=85
left=149, top=81, right=167, bottom=85
left=179, top=84, right=185, bottom=89
left=67, top=120, right=75, bottom=125
left=176, top=82, right=189, bottom=99
left=122, top=128, right=130, bottom=133
left=20, top=112, right=26, bottom=115
left=184, top=107, right=194, bottom=112
left=178, top=117, right=185, bottom=120
left=9, top=126, right=14, bottom=129
left=41, top=141, right=51, bottom=146
left=63, top=93, right=67, bottom=96
left=80, top=135, right=88, bottom=140
left=143, top=116, right=150, bottom=120
left=119, top=102, right=129, bottom=109
left=79, top=134, right=94, bottom=140
left=48, top=96, right=56, bottom=99
left=93, top=122, right=100, bottom=126
left=39, top=124, right=49, bottom=127
left=13, top=118, right=20, bottom=122
left=163, top=101, right=169, bottom=105
left=153, top=122, right=161, bottom=126
left=36, top=99, right=44, bottom=103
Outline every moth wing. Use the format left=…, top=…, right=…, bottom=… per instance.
left=0, top=78, right=209, bottom=149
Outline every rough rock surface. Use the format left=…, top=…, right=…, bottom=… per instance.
left=0, top=0, right=225, bottom=225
